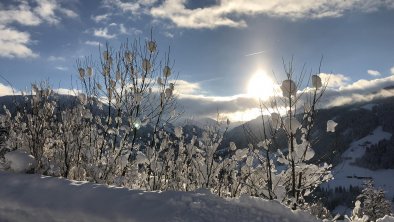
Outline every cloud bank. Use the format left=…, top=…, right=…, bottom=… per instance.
left=174, top=73, right=394, bottom=121
left=2, top=73, right=394, bottom=122
left=0, top=0, right=77, bottom=58
left=105, top=0, right=394, bottom=29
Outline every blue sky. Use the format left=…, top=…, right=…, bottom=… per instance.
left=1, top=0, right=394, bottom=121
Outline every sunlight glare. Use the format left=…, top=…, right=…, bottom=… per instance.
left=247, top=70, right=275, bottom=100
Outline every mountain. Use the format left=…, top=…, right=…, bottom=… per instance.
left=220, top=97, right=394, bottom=165
left=1, top=92, right=393, bottom=165
left=174, top=116, right=242, bottom=131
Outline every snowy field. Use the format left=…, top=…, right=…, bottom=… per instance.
left=324, top=126, right=394, bottom=198
left=0, top=171, right=320, bottom=222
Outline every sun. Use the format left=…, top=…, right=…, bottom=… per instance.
left=247, top=70, right=275, bottom=100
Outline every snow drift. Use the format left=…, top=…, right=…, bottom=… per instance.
left=0, top=172, right=319, bottom=222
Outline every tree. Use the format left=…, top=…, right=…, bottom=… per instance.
left=249, top=59, right=333, bottom=209
left=353, top=180, right=393, bottom=221
left=75, top=32, right=179, bottom=187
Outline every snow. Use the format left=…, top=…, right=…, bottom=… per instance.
left=376, top=215, right=394, bottom=222
left=4, top=150, right=36, bottom=173
left=0, top=172, right=320, bottom=222
left=326, top=120, right=338, bottom=133
left=323, top=126, right=394, bottom=199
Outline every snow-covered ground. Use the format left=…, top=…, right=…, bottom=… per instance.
left=324, top=126, right=394, bottom=199
left=0, top=171, right=319, bottom=222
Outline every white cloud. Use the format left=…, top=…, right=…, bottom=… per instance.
left=319, top=73, right=350, bottom=89
left=0, top=0, right=77, bottom=58
left=0, top=26, right=38, bottom=58
left=367, top=69, right=380, bottom=76
left=339, top=75, right=394, bottom=92
left=53, top=88, right=81, bottom=95
left=0, top=2, right=41, bottom=26
left=317, top=75, right=394, bottom=107
left=34, top=0, right=77, bottom=24
left=0, top=83, right=16, bottom=96
left=48, top=55, right=65, bottom=61
left=104, top=0, right=158, bottom=14
left=93, top=27, right=116, bottom=39
left=119, top=24, right=127, bottom=34
left=59, top=8, right=78, bottom=18
left=106, top=0, right=140, bottom=13
left=175, top=74, right=394, bottom=121
left=325, top=88, right=394, bottom=108
left=173, top=79, right=201, bottom=96
left=391, top=66, right=394, bottom=75
left=92, top=13, right=112, bottom=23
left=163, top=31, right=174, bottom=38
left=55, top=66, right=68, bottom=71
left=169, top=79, right=262, bottom=121
left=101, top=0, right=394, bottom=29
left=34, top=0, right=61, bottom=24
left=85, top=40, right=101, bottom=46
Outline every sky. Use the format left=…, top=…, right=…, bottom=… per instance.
left=1, top=0, right=394, bottom=121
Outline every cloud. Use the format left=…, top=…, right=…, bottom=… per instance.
left=85, top=40, right=101, bottom=46
left=0, top=83, right=16, bottom=96
left=339, top=75, right=394, bottom=92
left=177, top=94, right=259, bottom=120
left=105, top=0, right=140, bottom=13
left=173, top=80, right=202, bottom=95
left=0, top=26, right=38, bottom=58
left=150, top=0, right=247, bottom=29
left=367, top=69, right=380, bottom=76
left=93, top=27, right=116, bottom=39
left=0, top=0, right=77, bottom=58
left=34, top=0, right=61, bottom=24
left=174, top=74, right=394, bottom=121
left=100, top=0, right=394, bottom=29
left=92, top=13, right=112, bottom=23
left=317, top=75, right=394, bottom=108
left=319, top=73, right=350, bottom=88
left=48, top=55, right=65, bottom=61
left=53, top=88, right=81, bottom=95
left=91, top=24, right=141, bottom=40
left=33, top=0, right=77, bottom=24
left=391, top=66, right=394, bottom=75
left=170, top=79, right=260, bottom=120
left=104, top=0, right=158, bottom=14
left=163, top=31, right=174, bottom=38
left=102, top=0, right=394, bottom=29
left=0, top=2, right=41, bottom=26
left=119, top=24, right=127, bottom=34
left=55, top=66, right=68, bottom=71
left=58, top=8, right=78, bottom=18
left=324, top=88, right=394, bottom=108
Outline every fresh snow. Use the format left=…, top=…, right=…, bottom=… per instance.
left=0, top=172, right=320, bottom=222
left=324, top=126, right=394, bottom=199
left=377, top=215, right=394, bottom=222
left=327, top=120, right=338, bottom=133
left=4, top=150, right=36, bottom=173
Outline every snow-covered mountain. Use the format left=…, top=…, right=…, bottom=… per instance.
left=174, top=116, right=242, bottom=131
